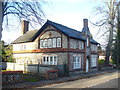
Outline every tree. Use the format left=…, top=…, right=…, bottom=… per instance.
left=0, top=0, right=46, bottom=40
left=91, top=0, right=118, bottom=64
left=112, top=1, right=120, bottom=66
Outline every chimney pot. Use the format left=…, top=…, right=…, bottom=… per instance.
left=21, top=20, right=29, bottom=35
left=83, top=19, right=88, bottom=27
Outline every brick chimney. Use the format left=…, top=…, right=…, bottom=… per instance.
left=21, top=20, right=29, bottom=35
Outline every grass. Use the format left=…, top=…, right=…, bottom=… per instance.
left=22, top=74, right=45, bottom=82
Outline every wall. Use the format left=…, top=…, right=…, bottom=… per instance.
left=70, top=38, right=79, bottom=49
left=13, top=41, right=38, bottom=51
left=69, top=53, right=85, bottom=71
left=2, top=62, right=25, bottom=71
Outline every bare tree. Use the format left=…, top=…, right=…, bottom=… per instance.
left=91, top=0, right=118, bottom=64
left=0, top=0, right=46, bottom=40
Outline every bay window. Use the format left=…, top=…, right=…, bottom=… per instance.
left=42, top=56, right=57, bottom=65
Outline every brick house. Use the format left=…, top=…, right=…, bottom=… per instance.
left=12, top=19, right=99, bottom=75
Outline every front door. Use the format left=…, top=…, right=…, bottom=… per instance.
left=86, top=59, right=89, bottom=72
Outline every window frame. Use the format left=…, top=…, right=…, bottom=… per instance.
left=40, top=40, right=44, bottom=48
left=57, top=38, right=61, bottom=47
left=73, top=55, right=82, bottom=69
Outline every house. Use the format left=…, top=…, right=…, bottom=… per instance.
left=12, top=19, right=99, bottom=75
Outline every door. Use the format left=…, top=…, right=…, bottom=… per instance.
left=86, top=59, right=89, bottom=72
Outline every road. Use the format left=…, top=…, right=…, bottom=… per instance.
left=37, top=71, right=119, bottom=88
left=90, top=78, right=119, bottom=88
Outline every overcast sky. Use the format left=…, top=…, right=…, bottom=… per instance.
left=2, top=0, right=105, bottom=45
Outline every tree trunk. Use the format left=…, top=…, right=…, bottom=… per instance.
left=0, top=1, right=3, bottom=41
left=105, top=20, right=114, bottom=65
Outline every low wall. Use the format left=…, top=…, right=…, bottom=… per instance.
left=2, top=62, right=25, bottom=71
left=2, top=62, right=66, bottom=77
left=2, top=71, right=23, bottom=84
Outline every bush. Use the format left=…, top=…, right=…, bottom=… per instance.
left=98, top=59, right=105, bottom=65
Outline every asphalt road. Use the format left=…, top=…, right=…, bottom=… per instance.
left=38, top=71, right=119, bottom=88
left=90, top=78, right=119, bottom=88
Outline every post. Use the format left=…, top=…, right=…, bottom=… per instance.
left=38, top=59, right=40, bottom=76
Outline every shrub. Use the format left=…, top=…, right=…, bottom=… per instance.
left=98, top=59, right=105, bottom=65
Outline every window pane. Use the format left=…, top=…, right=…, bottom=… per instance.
left=48, top=39, right=52, bottom=48
left=50, top=56, right=53, bottom=65
left=54, top=56, right=57, bottom=65
left=44, top=39, right=48, bottom=48
left=43, top=57, right=46, bottom=64
left=87, top=37, right=89, bottom=47
left=53, top=38, right=56, bottom=47
left=40, top=40, right=44, bottom=48
left=57, top=38, right=61, bottom=47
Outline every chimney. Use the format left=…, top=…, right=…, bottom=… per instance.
left=82, top=19, right=91, bottom=36
left=21, top=20, right=29, bottom=35
left=83, top=19, right=88, bottom=27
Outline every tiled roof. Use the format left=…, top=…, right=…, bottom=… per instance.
left=12, top=20, right=99, bottom=44
left=12, top=30, right=38, bottom=44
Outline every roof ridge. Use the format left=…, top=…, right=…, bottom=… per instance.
left=47, top=20, right=81, bottom=33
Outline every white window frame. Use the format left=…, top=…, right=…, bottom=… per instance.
left=57, top=38, right=61, bottom=47
left=48, top=39, right=52, bottom=48
left=87, top=37, right=89, bottom=47
left=53, top=38, right=56, bottom=48
left=73, top=55, right=81, bottom=69
left=44, top=39, right=48, bottom=48
left=91, top=55, right=97, bottom=67
left=81, top=41, right=84, bottom=49
left=42, top=55, right=57, bottom=65
left=40, top=40, right=44, bottom=48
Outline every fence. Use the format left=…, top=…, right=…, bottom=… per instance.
left=2, top=62, right=65, bottom=76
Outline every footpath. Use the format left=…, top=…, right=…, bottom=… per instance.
left=2, top=69, right=118, bottom=89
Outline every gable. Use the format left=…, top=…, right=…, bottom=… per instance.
left=12, top=20, right=99, bottom=45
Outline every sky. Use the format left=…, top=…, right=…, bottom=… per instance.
left=2, top=0, right=105, bottom=46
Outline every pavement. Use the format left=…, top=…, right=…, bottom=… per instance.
left=2, top=69, right=118, bottom=89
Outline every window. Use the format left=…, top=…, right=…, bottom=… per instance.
left=24, top=45, right=26, bottom=50
left=40, top=40, right=44, bottom=48
left=43, top=57, right=46, bottom=64
left=73, top=56, right=81, bottom=69
left=91, top=55, right=97, bottom=67
left=57, top=38, right=61, bottom=47
left=42, top=56, right=57, bottom=65
left=87, top=37, right=89, bottom=47
left=20, top=45, right=26, bottom=50
left=44, top=39, right=48, bottom=48
left=54, top=56, right=57, bottom=65
left=50, top=56, right=53, bottom=65
left=48, top=39, right=52, bottom=48
left=53, top=38, right=56, bottom=47
left=20, top=45, right=23, bottom=50
left=79, top=41, right=84, bottom=49
left=40, top=37, right=61, bottom=48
